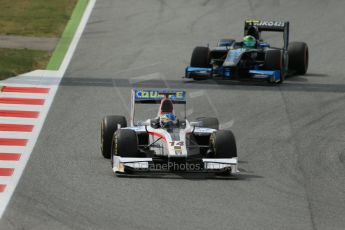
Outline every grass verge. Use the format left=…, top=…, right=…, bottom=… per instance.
left=0, top=48, right=51, bottom=80
left=47, top=0, right=89, bottom=70
left=0, top=0, right=89, bottom=79
left=0, top=0, right=78, bottom=37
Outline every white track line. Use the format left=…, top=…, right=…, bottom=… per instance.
left=0, top=0, right=97, bottom=218
left=0, top=93, right=49, bottom=99
left=0, top=132, right=34, bottom=139
left=0, top=118, right=39, bottom=125
left=0, top=104, right=45, bottom=111
left=0, top=177, right=16, bottom=185
left=0, top=146, right=27, bottom=153
left=0, top=161, right=21, bottom=168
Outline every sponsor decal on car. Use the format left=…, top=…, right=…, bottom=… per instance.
left=253, top=74, right=269, bottom=78
left=246, top=20, right=285, bottom=28
left=135, top=90, right=186, bottom=101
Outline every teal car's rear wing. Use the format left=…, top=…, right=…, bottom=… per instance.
left=244, top=19, right=289, bottom=50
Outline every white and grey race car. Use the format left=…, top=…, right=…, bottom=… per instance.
left=101, top=89, right=238, bottom=176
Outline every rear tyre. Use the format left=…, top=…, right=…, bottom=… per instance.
left=264, top=49, right=285, bottom=83
left=101, top=116, right=127, bottom=159
left=210, top=130, right=237, bottom=158
left=288, top=42, right=309, bottom=75
left=196, top=117, right=219, bottom=130
left=113, top=129, right=138, bottom=157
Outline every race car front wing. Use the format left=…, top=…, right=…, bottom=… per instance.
left=113, top=156, right=239, bottom=175
left=185, top=66, right=281, bottom=82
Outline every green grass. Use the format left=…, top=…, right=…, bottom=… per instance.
left=0, top=0, right=87, bottom=80
left=0, top=0, right=78, bottom=37
left=47, top=0, right=89, bottom=70
left=0, top=48, right=51, bottom=80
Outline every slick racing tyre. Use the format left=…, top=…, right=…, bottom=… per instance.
left=190, top=46, right=210, bottom=68
left=113, top=129, right=138, bottom=157
left=264, top=49, right=285, bottom=83
left=210, top=130, right=237, bottom=158
left=288, top=42, right=309, bottom=75
left=196, top=117, right=219, bottom=130
left=101, top=116, right=127, bottom=159
left=190, top=46, right=211, bottom=80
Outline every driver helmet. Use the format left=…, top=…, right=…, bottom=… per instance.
left=159, top=113, right=176, bottom=128
left=243, top=35, right=256, bottom=48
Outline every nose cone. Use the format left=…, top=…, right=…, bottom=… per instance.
left=223, top=49, right=245, bottom=66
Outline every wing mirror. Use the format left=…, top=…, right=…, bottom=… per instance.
left=142, top=120, right=151, bottom=126
left=189, top=121, right=202, bottom=127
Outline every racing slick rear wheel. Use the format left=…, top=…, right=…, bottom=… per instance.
left=101, top=116, right=127, bottom=159
left=210, top=130, right=237, bottom=158
left=112, top=129, right=138, bottom=158
left=288, top=42, right=309, bottom=75
left=190, top=46, right=211, bottom=80
left=264, top=49, right=285, bottom=83
left=196, top=117, right=219, bottom=130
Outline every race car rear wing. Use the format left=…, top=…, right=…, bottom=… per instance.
left=132, top=89, right=186, bottom=104
left=244, top=19, right=289, bottom=50
left=130, top=89, right=187, bottom=126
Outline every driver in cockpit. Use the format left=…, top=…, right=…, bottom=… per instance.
left=152, top=97, right=178, bottom=128
left=159, top=113, right=177, bottom=128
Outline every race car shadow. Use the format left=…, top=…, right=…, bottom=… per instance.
left=32, top=74, right=343, bottom=94
left=116, top=171, right=263, bottom=181
left=285, top=75, right=308, bottom=82
left=304, top=73, right=329, bottom=77
left=179, top=173, right=263, bottom=181
left=184, top=78, right=278, bottom=87
left=286, top=73, right=329, bottom=82
left=181, top=73, right=345, bottom=93
left=185, top=76, right=309, bottom=86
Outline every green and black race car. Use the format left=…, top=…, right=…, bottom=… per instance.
left=185, top=19, right=309, bottom=84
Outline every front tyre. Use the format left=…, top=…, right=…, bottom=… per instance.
left=264, top=49, right=285, bottom=83
left=101, top=116, right=127, bottom=159
left=113, top=129, right=138, bottom=158
left=210, top=130, right=237, bottom=158
left=190, top=46, right=210, bottom=67
left=190, top=46, right=211, bottom=80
